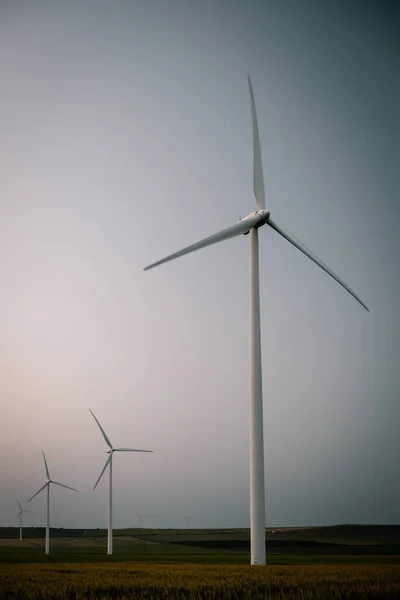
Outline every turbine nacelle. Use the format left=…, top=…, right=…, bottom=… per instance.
left=240, top=209, right=270, bottom=222
left=240, top=209, right=270, bottom=234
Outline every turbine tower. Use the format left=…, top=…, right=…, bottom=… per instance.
left=27, top=450, right=78, bottom=554
left=144, top=76, right=368, bottom=565
left=89, top=409, right=153, bottom=555
left=14, top=500, right=33, bottom=541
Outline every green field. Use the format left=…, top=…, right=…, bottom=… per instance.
left=1, top=524, right=400, bottom=563
left=1, top=526, right=399, bottom=598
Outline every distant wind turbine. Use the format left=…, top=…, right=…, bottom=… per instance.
left=137, top=512, right=142, bottom=528
left=89, top=409, right=153, bottom=555
left=14, top=500, right=33, bottom=541
left=27, top=450, right=77, bottom=554
left=183, top=516, right=188, bottom=531
left=144, top=76, right=368, bottom=565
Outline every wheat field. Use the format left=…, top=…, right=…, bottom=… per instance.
left=1, top=562, right=400, bottom=599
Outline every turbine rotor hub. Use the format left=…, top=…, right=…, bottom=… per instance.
left=255, top=209, right=270, bottom=227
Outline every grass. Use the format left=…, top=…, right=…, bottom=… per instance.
left=1, top=525, right=399, bottom=563
left=1, top=562, right=400, bottom=599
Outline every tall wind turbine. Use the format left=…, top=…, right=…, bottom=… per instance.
left=144, top=77, right=368, bottom=565
left=27, top=450, right=78, bottom=554
left=89, top=409, right=153, bottom=555
left=14, top=500, right=33, bottom=541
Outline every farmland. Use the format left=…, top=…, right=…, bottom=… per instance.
left=1, top=524, right=400, bottom=563
left=1, top=562, right=400, bottom=599
left=1, top=526, right=399, bottom=599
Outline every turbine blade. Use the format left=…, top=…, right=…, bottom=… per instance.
left=267, top=219, right=369, bottom=311
left=115, top=447, right=153, bottom=453
left=93, top=455, right=112, bottom=490
left=248, top=75, right=265, bottom=210
left=17, top=500, right=22, bottom=511
left=42, top=450, right=50, bottom=479
left=27, top=482, right=48, bottom=503
left=52, top=481, right=78, bottom=492
left=144, top=215, right=261, bottom=271
left=13, top=512, right=22, bottom=520
left=89, top=409, right=113, bottom=449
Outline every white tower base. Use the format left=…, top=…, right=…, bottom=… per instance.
left=249, top=227, right=266, bottom=565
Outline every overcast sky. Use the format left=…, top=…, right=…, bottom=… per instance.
left=0, top=0, right=399, bottom=531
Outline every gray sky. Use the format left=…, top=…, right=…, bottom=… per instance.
left=0, top=0, right=399, bottom=530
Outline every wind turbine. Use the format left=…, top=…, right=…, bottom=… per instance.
left=14, top=500, right=33, bottom=541
left=137, top=512, right=142, bottom=528
left=27, top=450, right=78, bottom=554
left=144, top=76, right=368, bottom=565
left=89, top=409, right=153, bottom=555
